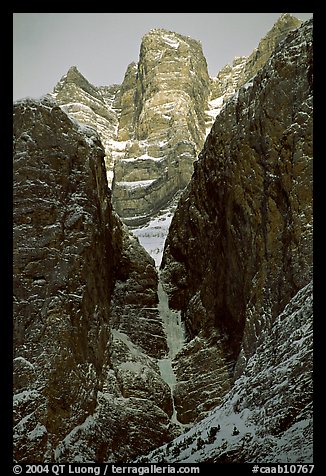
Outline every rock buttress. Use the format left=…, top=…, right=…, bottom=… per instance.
left=161, top=19, right=313, bottom=423
left=112, top=29, right=211, bottom=225
left=13, top=97, right=177, bottom=462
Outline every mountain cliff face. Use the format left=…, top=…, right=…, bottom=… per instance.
left=161, top=18, right=313, bottom=425
left=51, top=28, right=211, bottom=227
left=207, top=14, right=302, bottom=125
left=51, top=66, right=120, bottom=186
left=50, top=16, right=302, bottom=233
left=112, top=29, right=210, bottom=225
left=13, top=14, right=313, bottom=465
left=13, top=98, right=179, bottom=462
left=140, top=281, right=313, bottom=463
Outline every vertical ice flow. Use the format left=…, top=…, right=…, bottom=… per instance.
left=158, top=281, right=185, bottom=359
left=157, top=278, right=185, bottom=426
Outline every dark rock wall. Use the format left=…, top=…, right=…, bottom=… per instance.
left=13, top=98, right=115, bottom=454
left=140, top=281, right=313, bottom=463
left=161, top=20, right=312, bottom=419
left=13, top=98, right=175, bottom=462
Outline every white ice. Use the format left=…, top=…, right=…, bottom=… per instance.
left=157, top=281, right=185, bottom=360
left=157, top=278, right=186, bottom=427
left=131, top=195, right=179, bottom=267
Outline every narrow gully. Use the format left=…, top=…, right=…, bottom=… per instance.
left=157, top=277, right=186, bottom=427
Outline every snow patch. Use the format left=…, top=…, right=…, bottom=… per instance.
left=131, top=193, right=180, bottom=267
left=28, top=423, right=47, bottom=441
left=116, top=179, right=156, bottom=190
left=161, top=34, right=180, bottom=49
left=13, top=389, right=40, bottom=405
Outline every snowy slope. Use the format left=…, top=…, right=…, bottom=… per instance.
left=131, top=192, right=182, bottom=267
left=157, top=277, right=187, bottom=430
left=138, top=281, right=313, bottom=463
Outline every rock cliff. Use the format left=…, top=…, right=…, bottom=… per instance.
left=50, top=16, right=302, bottom=231
left=140, top=281, right=313, bottom=463
left=13, top=97, right=178, bottom=462
left=112, top=29, right=210, bottom=225
left=206, top=13, right=302, bottom=127
left=161, top=18, right=313, bottom=424
left=51, top=66, right=120, bottom=186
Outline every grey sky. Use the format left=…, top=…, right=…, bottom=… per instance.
left=13, top=13, right=313, bottom=101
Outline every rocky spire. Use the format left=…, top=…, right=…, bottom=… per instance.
left=111, top=28, right=211, bottom=225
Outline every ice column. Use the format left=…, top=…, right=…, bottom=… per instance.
left=157, top=278, right=185, bottom=425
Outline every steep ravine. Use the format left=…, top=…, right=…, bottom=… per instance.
left=138, top=19, right=313, bottom=463
left=157, top=278, right=186, bottom=429
left=161, top=16, right=312, bottom=386
left=154, top=18, right=313, bottom=459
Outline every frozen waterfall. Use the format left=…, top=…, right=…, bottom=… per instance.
left=157, top=278, right=185, bottom=426
left=157, top=281, right=185, bottom=359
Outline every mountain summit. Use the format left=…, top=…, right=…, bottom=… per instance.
left=51, top=15, right=303, bottom=231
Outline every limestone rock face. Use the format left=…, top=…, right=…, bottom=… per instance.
left=13, top=97, right=177, bottom=462
left=51, top=66, right=120, bottom=186
left=161, top=19, right=313, bottom=423
left=50, top=30, right=211, bottom=227
left=50, top=18, right=302, bottom=229
left=112, top=29, right=211, bottom=225
left=240, top=13, right=302, bottom=83
left=206, top=14, right=302, bottom=128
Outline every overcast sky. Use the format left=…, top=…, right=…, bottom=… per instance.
left=13, top=12, right=313, bottom=101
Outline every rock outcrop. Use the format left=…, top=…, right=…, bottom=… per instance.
left=51, top=66, right=120, bottom=186
left=161, top=19, right=313, bottom=424
left=112, top=29, right=210, bottom=225
left=140, top=281, right=313, bottom=463
left=206, top=14, right=302, bottom=129
left=13, top=97, right=178, bottom=463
